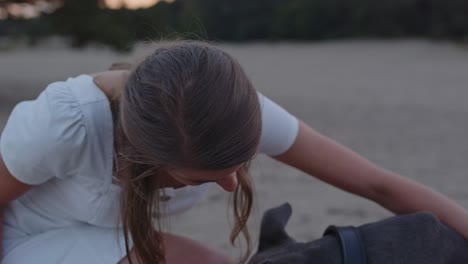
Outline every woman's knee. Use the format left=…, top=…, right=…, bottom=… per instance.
left=164, top=233, right=234, bottom=264
left=118, top=233, right=234, bottom=264
left=203, top=253, right=235, bottom=264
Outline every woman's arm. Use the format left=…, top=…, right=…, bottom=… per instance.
left=0, top=154, right=32, bottom=257
left=273, top=120, right=468, bottom=240
left=1, top=206, right=3, bottom=257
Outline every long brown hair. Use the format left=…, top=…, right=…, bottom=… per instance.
left=113, top=41, right=262, bottom=263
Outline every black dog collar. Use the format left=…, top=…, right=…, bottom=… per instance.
left=323, top=226, right=368, bottom=264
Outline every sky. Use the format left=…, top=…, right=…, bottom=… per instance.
left=105, top=0, right=162, bottom=9
left=0, top=0, right=170, bottom=19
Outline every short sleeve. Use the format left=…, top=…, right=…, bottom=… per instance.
left=258, top=92, right=299, bottom=156
left=0, top=82, right=87, bottom=185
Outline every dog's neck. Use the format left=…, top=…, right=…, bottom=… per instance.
left=250, top=235, right=344, bottom=264
left=304, top=235, right=344, bottom=264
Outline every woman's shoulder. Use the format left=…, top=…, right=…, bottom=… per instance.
left=256, top=91, right=299, bottom=156
left=42, top=74, right=113, bottom=140
left=0, top=75, right=114, bottom=184
left=45, top=74, right=115, bottom=137
left=59, top=74, right=113, bottom=105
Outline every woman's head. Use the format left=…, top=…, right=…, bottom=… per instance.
left=119, top=41, right=261, bottom=178
left=115, top=41, right=261, bottom=263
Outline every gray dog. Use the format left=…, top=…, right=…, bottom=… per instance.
left=249, top=203, right=468, bottom=264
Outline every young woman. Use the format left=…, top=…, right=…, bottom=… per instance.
left=1, top=41, right=467, bottom=264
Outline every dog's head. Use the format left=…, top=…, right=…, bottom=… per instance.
left=249, top=203, right=342, bottom=264
left=250, top=203, right=468, bottom=264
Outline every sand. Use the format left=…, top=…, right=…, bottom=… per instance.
left=1, top=39, right=467, bottom=258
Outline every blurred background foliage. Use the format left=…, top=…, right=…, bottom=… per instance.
left=1, top=0, right=468, bottom=51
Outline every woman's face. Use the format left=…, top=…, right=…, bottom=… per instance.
left=163, top=164, right=243, bottom=192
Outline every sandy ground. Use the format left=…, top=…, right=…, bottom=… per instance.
left=1, top=39, right=467, bottom=258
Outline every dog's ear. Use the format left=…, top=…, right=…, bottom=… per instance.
left=258, top=203, right=294, bottom=252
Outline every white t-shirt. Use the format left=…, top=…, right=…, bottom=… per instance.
left=0, top=75, right=299, bottom=263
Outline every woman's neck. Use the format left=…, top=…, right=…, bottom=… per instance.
left=91, top=70, right=129, bottom=100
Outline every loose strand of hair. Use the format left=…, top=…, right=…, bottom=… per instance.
left=229, top=164, right=254, bottom=263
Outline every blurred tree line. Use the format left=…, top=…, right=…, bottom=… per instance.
left=1, top=0, right=468, bottom=51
